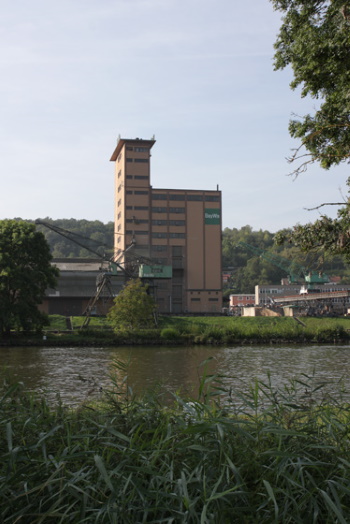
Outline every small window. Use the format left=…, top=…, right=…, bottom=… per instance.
left=126, top=146, right=133, bottom=151
left=169, top=194, right=185, bottom=201
left=126, top=158, right=133, bottom=162
left=135, top=191, right=148, bottom=195
left=169, top=220, right=185, bottom=226
left=152, top=207, right=167, bottom=213
left=172, top=246, right=182, bottom=256
left=135, top=175, right=148, bottom=179
left=134, top=158, right=149, bottom=163
left=205, top=195, right=220, bottom=202
left=187, top=195, right=203, bottom=201
left=169, top=233, right=185, bottom=238
left=152, top=220, right=167, bottom=226
left=135, top=206, right=149, bottom=210
left=152, top=194, right=168, bottom=200
left=169, top=207, right=185, bottom=214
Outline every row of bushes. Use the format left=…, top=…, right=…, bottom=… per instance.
left=1, top=370, right=350, bottom=522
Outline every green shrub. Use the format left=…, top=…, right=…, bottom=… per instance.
left=160, top=327, right=180, bottom=340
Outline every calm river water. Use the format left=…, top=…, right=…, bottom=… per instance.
left=1, top=344, right=350, bottom=406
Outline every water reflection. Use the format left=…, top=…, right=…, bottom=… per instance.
left=1, top=345, right=350, bottom=406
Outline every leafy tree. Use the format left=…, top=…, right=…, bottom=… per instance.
left=272, top=0, right=350, bottom=173
left=108, top=278, right=157, bottom=330
left=271, top=0, right=350, bottom=256
left=0, top=220, right=59, bottom=336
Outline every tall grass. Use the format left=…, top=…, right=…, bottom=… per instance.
left=1, top=365, right=350, bottom=522
left=4, top=315, right=344, bottom=346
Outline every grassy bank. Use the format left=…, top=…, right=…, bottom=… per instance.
left=2, top=315, right=350, bottom=346
left=1, top=372, right=350, bottom=522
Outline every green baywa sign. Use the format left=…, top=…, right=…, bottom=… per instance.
left=205, top=209, right=220, bottom=225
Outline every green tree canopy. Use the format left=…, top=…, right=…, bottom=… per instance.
left=108, top=278, right=157, bottom=330
left=0, top=220, right=59, bottom=335
left=272, top=0, right=350, bottom=173
left=271, top=0, right=350, bottom=257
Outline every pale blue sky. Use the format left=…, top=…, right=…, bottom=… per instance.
left=0, top=0, right=348, bottom=232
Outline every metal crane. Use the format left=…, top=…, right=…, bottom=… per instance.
left=236, top=241, right=329, bottom=287
left=36, top=220, right=172, bottom=327
left=36, top=220, right=131, bottom=327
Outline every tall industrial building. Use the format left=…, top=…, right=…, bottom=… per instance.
left=110, top=137, right=222, bottom=313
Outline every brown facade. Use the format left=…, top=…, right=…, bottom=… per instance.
left=110, top=137, right=222, bottom=313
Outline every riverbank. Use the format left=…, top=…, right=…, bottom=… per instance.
left=1, top=315, right=350, bottom=346
left=1, top=374, right=350, bottom=522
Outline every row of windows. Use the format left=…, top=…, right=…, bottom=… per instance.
left=126, top=218, right=149, bottom=224
left=126, top=146, right=149, bottom=153
left=152, top=220, right=185, bottom=226
left=191, top=298, right=219, bottom=302
left=152, top=207, right=185, bottom=214
left=152, top=194, right=220, bottom=202
left=126, top=158, right=149, bottom=163
left=152, top=232, right=185, bottom=239
left=126, top=190, right=149, bottom=195
left=126, top=206, right=148, bottom=210
left=126, top=230, right=148, bottom=235
left=126, top=175, right=149, bottom=180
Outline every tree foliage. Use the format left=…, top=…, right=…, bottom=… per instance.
left=108, top=279, right=157, bottom=330
left=222, top=225, right=348, bottom=294
left=272, top=0, right=350, bottom=173
left=271, top=0, right=350, bottom=257
left=0, top=220, right=59, bottom=335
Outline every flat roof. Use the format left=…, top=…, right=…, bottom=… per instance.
left=110, top=137, right=156, bottom=161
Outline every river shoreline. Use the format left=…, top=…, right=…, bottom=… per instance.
left=2, top=326, right=350, bottom=347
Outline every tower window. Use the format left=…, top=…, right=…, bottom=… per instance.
left=152, top=194, right=167, bottom=200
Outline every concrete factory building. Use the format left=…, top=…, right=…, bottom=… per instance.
left=110, top=137, right=222, bottom=314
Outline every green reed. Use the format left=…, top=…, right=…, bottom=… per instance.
left=1, top=366, right=350, bottom=523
